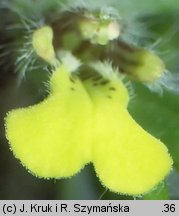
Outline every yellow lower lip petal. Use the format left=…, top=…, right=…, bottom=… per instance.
left=5, top=66, right=93, bottom=178
left=84, top=78, right=173, bottom=195
left=5, top=65, right=173, bottom=195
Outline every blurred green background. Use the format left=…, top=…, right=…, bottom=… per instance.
left=0, top=0, right=179, bottom=199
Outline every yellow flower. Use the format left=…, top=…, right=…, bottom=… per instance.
left=5, top=61, right=172, bottom=196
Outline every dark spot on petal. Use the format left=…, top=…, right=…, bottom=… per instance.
left=109, top=87, right=116, bottom=91
left=70, top=77, right=75, bottom=83
left=100, top=80, right=109, bottom=85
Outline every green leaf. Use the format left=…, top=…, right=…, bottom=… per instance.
left=129, top=84, right=179, bottom=171
left=142, top=182, right=169, bottom=200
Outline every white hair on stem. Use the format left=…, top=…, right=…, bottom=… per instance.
left=146, top=70, right=179, bottom=95
left=14, top=33, right=38, bottom=85
left=90, top=61, right=135, bottom=100
left=65, top=0, right=121, bottom=13
left=90, top=60, right=124, bottom=80
left=0, top=0, right=48, bottom=85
